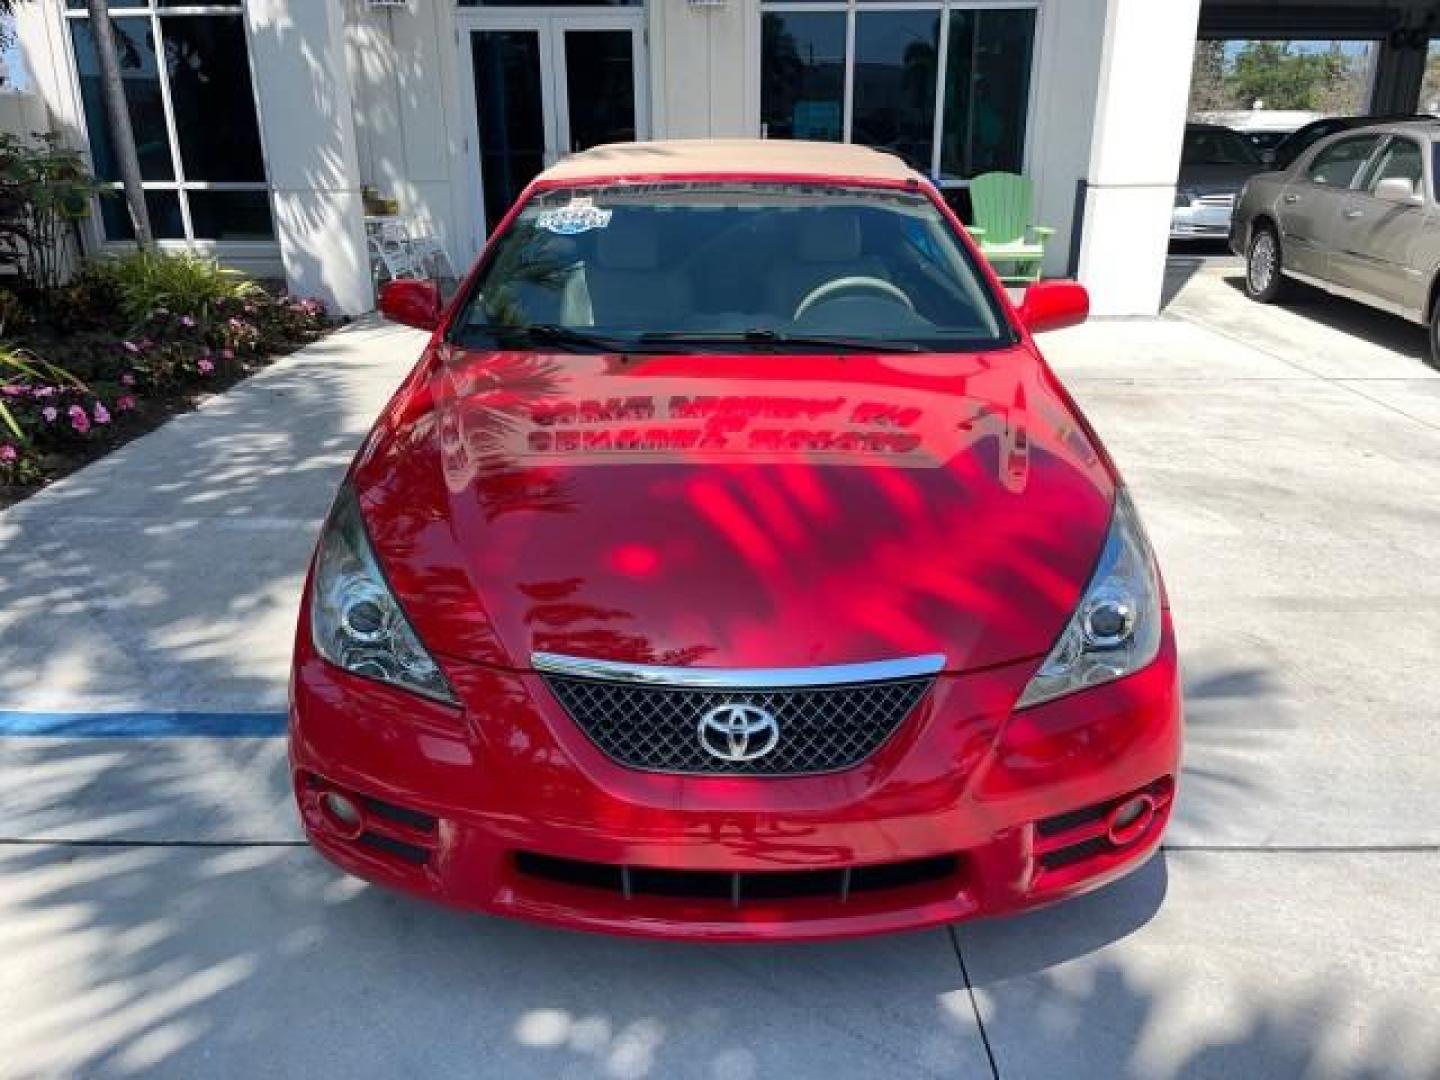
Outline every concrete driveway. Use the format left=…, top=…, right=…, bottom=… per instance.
left=2, top=270, right=1437, bottom=1079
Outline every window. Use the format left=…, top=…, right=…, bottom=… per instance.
left=1363, top=138, right=1424, bottom=195
left=1182, top=126, right=1261, bottom=167
left=455, top=182, right=1008, bottom=351
left=760, top=2, right=1038, bottom=182
left=1306, top=134, right=1381, bottom=187
left=760, top=13, right=846, bottom=142
left=66, top=2, right=273, bottom=243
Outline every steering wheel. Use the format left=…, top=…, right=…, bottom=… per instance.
left=793, top=276, right=915, bottom=322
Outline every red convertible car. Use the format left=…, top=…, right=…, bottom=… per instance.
left=290, top=140, right=1181, bottom=941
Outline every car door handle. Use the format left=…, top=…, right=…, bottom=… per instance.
left=1282, top=194, right=1300, bottom=204
left=1343, top=209, right=1364, bottom=220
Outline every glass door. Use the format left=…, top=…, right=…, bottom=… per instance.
left=558, top=27, right=641, bottom=155
left=466, top=25, right=557, bottom=237
left=460, top=15, right=647, bottom=243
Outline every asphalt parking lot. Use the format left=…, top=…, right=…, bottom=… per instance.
left=2, top=264, right=1437, bottom=1079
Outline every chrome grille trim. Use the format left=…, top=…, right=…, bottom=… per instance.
left=535, top=654, right=942, bottom=776
left=530, top=651, right=946, bottom=688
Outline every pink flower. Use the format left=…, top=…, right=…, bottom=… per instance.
left=180, top=315, right=196, bottom=329
left=197, top=358, right=215, bottom=375
left=122, top=340, right=141, bottom=354
left=117, top=395, right=137, bottom=412
left=32, top=386, right=55, bottom=399
left=221, top=348, right=235, bottom=360
left=0, top=444, right=16, bottom=464
left=93, top=402, right=111, bottom=425
left=120, top=373, right=137, bottom=387
left=42, top=406, right=57, bottom=423
left=68, top=404, right=90, bottom=434
left=1, top=385, right=22, bottom=397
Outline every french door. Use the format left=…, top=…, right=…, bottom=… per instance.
left=458, top=13, right=649, bottom=251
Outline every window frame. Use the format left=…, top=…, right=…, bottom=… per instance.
left=61, top=1, right=276, bottom=249
left=757, top=0, right=1044, bottom=187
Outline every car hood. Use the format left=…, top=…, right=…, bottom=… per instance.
left=351, top=345, right=1116, bottom=675
left=1176, top=162, right=1262, bottom=196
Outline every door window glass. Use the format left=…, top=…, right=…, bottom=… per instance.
left=1305, top=135, right=1381, bottom=187
left=563, top=30, right=636, bottom=153
left=1363, top=139, right=1424, bottom=196
left=473, top=30, right=547, bottom=234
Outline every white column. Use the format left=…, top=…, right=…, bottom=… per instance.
left=245, top=0, right=372, bottom=317
left=1076, top=0, right=1202, bottom=318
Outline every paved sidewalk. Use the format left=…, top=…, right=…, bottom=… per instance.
left=2, top=275, right=1438, bottom=1079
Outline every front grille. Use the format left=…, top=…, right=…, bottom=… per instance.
left=514, top=851, right=961, bottom=905
left=540, top=672, right=934, bottom=775
left=1197, top=194, right=1236, bottom=209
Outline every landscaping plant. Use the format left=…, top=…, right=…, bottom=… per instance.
left=82, top=251, right=263, bottom=329
left=0, top=132, right=106, bottom=305
left=0, top=345, right=112, bottom=486
left=1, top=251, right=330, bottom=499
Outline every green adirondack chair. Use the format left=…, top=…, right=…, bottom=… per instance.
left=966, top=172, right=1054, bottom=285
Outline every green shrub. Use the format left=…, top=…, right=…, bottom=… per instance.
left=88, top=252, right=263, bottom=328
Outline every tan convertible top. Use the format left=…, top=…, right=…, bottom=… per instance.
left=537, top=139, right=923, bottom=185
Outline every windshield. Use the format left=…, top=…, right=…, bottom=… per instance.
left=1182, top=127, right=1261, bottom=166
left=452, top=182, right=1011, bottom=353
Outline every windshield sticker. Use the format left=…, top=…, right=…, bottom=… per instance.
left=536, top=198, right=612, bottom=235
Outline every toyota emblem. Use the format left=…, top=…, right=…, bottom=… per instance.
left=697, top=703, right=781, bottom=763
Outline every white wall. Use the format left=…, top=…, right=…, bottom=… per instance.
left=345, top=0, right=471, bottom=268
left=0, top=91, right=50, bottom=144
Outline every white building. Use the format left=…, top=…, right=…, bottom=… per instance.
left=14, top=0, right=1440, bottom=319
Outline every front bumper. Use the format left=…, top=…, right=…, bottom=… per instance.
left=289, top=617, right=1182, bottom=941
left=1171, top=201, right=1235, bottom=240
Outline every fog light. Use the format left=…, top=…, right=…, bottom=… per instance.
left=321, top=791, right=364, bottom=839
left=1105, top=794, right=1156, bottom=846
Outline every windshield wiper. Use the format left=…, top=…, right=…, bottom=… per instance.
left=637, top=329, right=923, bottom=353
left=463, top=323, right=665, bottom=353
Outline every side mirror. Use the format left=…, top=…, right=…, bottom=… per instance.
left=1374, top=176, right=1424, bottom=206
left=1017, top=280, right=1089, bottom=334
left=378, top=279, right=442, bottom=331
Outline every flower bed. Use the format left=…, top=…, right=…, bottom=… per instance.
left=1, top=254, right=331, bottom=506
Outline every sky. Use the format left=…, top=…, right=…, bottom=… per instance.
left=2, top=17, right=28, bottom=92
left=1221, top=39, right=1375, bottom=62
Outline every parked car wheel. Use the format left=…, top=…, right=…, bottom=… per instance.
left=1245, top=226, right=1288, bottom=303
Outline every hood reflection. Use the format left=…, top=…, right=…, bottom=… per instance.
left=433, top=349, right=1086, bottom=502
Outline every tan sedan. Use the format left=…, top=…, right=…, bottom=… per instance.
left=1230, top=120, right=1440, bottom=361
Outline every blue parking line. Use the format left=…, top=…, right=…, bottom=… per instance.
left=0, top=711, right=288, bottom=737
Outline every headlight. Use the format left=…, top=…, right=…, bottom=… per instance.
left=1016, top=489, right=1163, bottom=708
left=1174, top=189, right=1196, bottom=208
left=310, top=485, right=458, bottom=705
